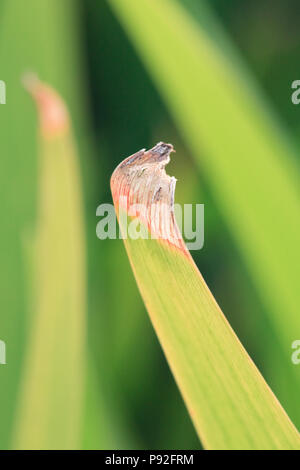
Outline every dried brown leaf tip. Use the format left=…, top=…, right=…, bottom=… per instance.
left=23, top=73, right=69, bottom=138
left=111, top=142, right=187, bottom=252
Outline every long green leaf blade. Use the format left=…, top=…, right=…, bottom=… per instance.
left=111, top=143, right=300, bottom=450
left=0, top=0, right=87, bottom=448
left=13, top=78, right=86, bottom=449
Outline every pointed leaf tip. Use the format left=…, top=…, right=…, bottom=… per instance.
left=111, top=142, right=186, bottom=252
left=23, top=73, right=69, bottom=138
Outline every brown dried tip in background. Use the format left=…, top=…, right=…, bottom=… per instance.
left=22, top=73, right=69, bottom=138
left=111, top=142, right=186, bottom=251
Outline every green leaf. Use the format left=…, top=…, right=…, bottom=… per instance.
left=0, top=0, right=89, bottom=448
left=13, top=79, right=86, bottom=450
left=110, top=142, right=300, bottom=450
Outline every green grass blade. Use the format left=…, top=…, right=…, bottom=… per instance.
left=13, top=79, right=86, bottom=450
left=109, top=0, right=300, bottom=392
left=0, top=0, right=89, bottom=448
left=110, top=143, right=300, bottom=450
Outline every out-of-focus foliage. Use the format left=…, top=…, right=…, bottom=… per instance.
left=0, top=0, right=86, bottom=448
left=13, top=78, right=86, bottom=450
left=0, top=0, right=299, bottom=449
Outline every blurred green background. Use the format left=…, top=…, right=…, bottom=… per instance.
left=0, top=0, right=299, bottom=449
